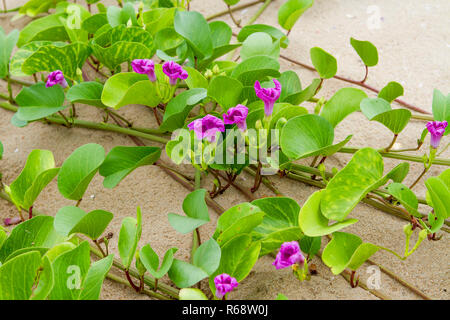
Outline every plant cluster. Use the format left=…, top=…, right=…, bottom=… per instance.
left=0, top=0, right=448, bottom=300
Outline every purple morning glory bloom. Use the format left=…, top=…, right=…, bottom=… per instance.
left=426, top=121, right=447, bottom=149
left=214, top=273, right=238, bottom=299
left=273, top=241, right=305, bottom=270
left=132, top=59, right=156, bottom=82
left=254, top=79, right=281, bottom=117
left=223, top=104, right=249, bottom=131
left=162, top=61, right=188, bottom=85
left=187, top=114, right=225, bottom=143
left=46, top=70, right=68, bottom=88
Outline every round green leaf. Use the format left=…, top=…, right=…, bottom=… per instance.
left=278, top=0, right=314, bottom=31
left=67, top=82, right=105, bottom=108
left=361, top=98, right=411, bottom=134
left=240, top=32, right=280, bottom=61
left=378, top=81, right=404, bottom=103
left=238, top=24, right=289, bottom=48
left=350, top=37, right=378, bottom=67
left=310, top=47, right=337, bottom=79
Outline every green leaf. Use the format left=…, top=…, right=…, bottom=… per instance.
left=0, top=251, right=42, bottom=300
left=168, top=189, right=210, bottom=234
left=44, top=242, right=76, bottom=262
left=238, top=24, right=289, bottom=48
left=350, top=37, right=378, bottom=67
left=0, top=141, right=3, bottom=160
left=231, top=55, right=280, bottom=86
left=213, top=202, right=265, bottom=246
left=425, top=177, right=450, bottom=223
left=22, top=42, right=92, bottom=79
left=82, top=13, right=108, bottom=34
left=183, top=66, right=208, bottom=89
left=432, top=89, right=450, bottom=135
left=160, top=88, right=207, bottom=132
left=9, top=149, right=59, bottom=210
left=322, top=232, right=379, bottom=274
left=101, top=72, right=161, bottom=109
left=154, top=28, right=184, bottom=54
left=320, top=88, right=368, bottom=127
left=49, top=241, right=91, bottom=300
left=0, top=27, right=19, bottom=79
left=360, top=98, right=411, bottom=134
left=139, top=245, right=178, bottom=279
left=269, top=103, right=308, bottom=130
left=99, top=146, right=161, bottom=188
left=79, top=254, right=114, bottom=300
left=57, top=143, right=106, bottom=201
left=174, top=11, right=213, bottom=59
left=0, top=216, right=63, bottom=262
left=385, top=183, right=420, bottom=218
left=299, top=190, right=358, bottom=236
left=209, top=234, right=260, bottom=296
left=67, top=82, right=105, bottom=108
left=300, top=236, right=321, bottom=256
left=281, top=114, right=352, bottom=160
left=251, top=197, right=302, bottom=256
left=378, top=81, right=404, bottom=103
left=142, top=8, right=177, bottom=36
left=278, top=0, right=314, bottom=31
left=276, top=293, right=288, bottom=300
left=54, top=206, right=113, bottom=240
left=17, top=14, right=69, bottom=47
left=19, top=0, right=66, bottom=17
left=179, top=288, right=208, bottom=300
left=118, top=207, right=142, bottom=269
left=15, top=82, right=66, bottom=121
left=169, top=239, right=221, bottom=288
left=321, top=148, right=387, bottom=221
left=386, top=162, right=410, bottom=183
left=310, top=47, right=337, bottom=79
left=209, top=21, right=232, bottom=48
left=208, top=75, right=243, bottom=110
left=107, top=3, right=138, bottom=27
left=240, top=32, right=280, bottom=61
left=278, top=71, right=301, bottom=102
left=30, top=256, right=54, bottom=300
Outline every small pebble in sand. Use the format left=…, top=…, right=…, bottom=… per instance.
left=14, top=148, right=18, bottom=153
left=346, top=14, right=355, bottom=19
left=90, top=194, right=95, bottom=199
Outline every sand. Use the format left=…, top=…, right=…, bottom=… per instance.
left=0, top=0, right=448, bottom=300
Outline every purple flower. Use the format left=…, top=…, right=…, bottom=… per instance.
left=46, top=70, right=68, bottom=88
left=426, top=121, right=447, bottom=149
left=214, top=273, right=238, bottom=299
left=223, top=104, right=249, bottom=131
left=132, top=59, right=156, bottom=82
left=254, top=79, right=281, bottom=117
left=188, top=115, right=225, bottom=143
left=273, top=241, right=305, bottom=270
left=162, top=61, right=188, bottom=85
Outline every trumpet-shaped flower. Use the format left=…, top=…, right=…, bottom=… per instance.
left=426, top=121, right=447, bottom=149
left=273, top=241, right=305, bottom=270
left=162, top=61, right=188, bottom=85
left=132, top=59, right=156, bottom=82
left=46, top=70, right=68, bottom=88
left=214, top=273, right=238, bottom=299
left=254, top=79, right=281, bottom=117
left=187, top=115, right=225, bottom=143
left=223, top=104, right=249, bottom=131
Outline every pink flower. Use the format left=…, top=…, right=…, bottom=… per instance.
left=46, top=70, right=68, bottom=88
left=223, top=104, right=249, bottom=131
left=214, top=273, right=238, bottom=299
left=132, top=59, right=156, bottom=82
left=187, top=115, right=225, bottom=143
left=426, top=121, right=447, bottom=149
left=254, top=79, right=281, bottom=117
left=4, top=216, right=21, bottom=226
left=162, top=61, right=188, bottom=85
left=273, top=241, right=305, bottom=270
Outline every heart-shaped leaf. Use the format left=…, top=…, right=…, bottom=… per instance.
left=281, top=114, right=352, bottom=160
left=378, top=81, right=404, bottom=103
left=9, top=149, right=59, bottom=210
left=15, top=82, right=66, bottom=122
left=299, top=190, right=358, bottom=237
left=320, top=148, right=387, bottom=221
left=67, top=82, right=105, bottom=108
left=168, top=239, right=221, bottom=288
left=54, top=206, right=113, bottom=240
left=361, top=98, right=411, bottom=134
left=99, top=146, right=161, bottom=189
left=57, top=143, right=106, bottom=201
left=350, top=37, right=378, bottom=67
left=251, top=197, right=302, bottom=256
left=118, top=207, right=142, bottom=270
left=208, top=75, right=243, bottom=110
left=320, top=88, right=368, bottom=127
left=310, top=47, right=337, bottom=79
left=168, top=189, right=210, bottom=234
left=101, top=72, right=161, bottom=109
left=322, top=232, right=379, bottom=274
left=139, top=244, right=178, bottom=279
left=79, top=254, right=114, bottom=300
left=278, top=0, right=314, bottom=31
